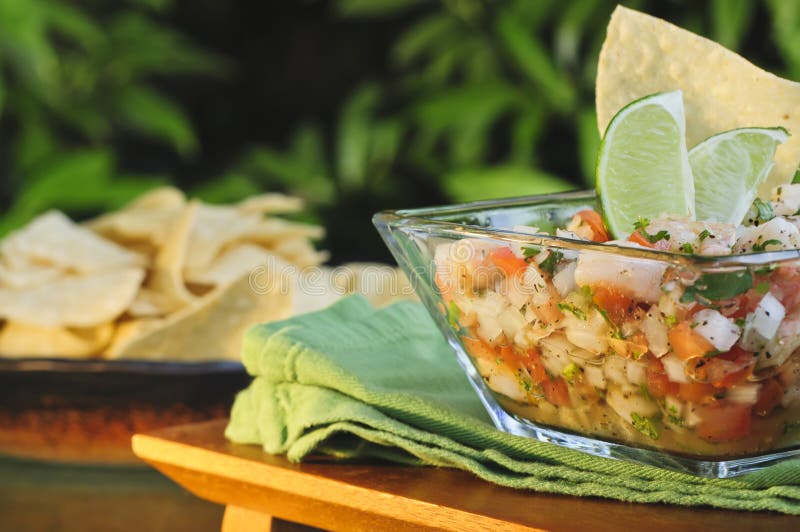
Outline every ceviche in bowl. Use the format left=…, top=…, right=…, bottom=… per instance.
left=374, top=190, right=800, bottom=476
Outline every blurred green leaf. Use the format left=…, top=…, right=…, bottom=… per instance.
left=443, top=165, right=574, bottom=203
left=577, top=107, right=600, bottom=186
left=393, top=14, right=456, bottom=65
left=0, top=149, right=113, bottom=234
left=555, top=0, right=601, bottom=69
left=45, top=1, right=105, bottom=51
left=711, top=0, right=752, bottom=51
left=766, top=0, right=800, bottom=78
left=337, top=84, right=381, bottom=190
left=116, top=85, right=197, bottom=156
left=510, top=107, right=545, bottom=166
left=338, top=0, right=426, bottom=17
left=124, top=0, right=174, bottom=11
left=190, top=174, right=262, bottom=204
left=495, top=8, right=576, bottom=112
left=107, top=13, right=227, bottom=80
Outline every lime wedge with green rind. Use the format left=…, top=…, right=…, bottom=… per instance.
left=596, top=90, right=694, bottom=239
left=690, top=127, right=788, bottom=225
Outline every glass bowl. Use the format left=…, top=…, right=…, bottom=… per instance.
left=374, top=190, right=800, bottom=477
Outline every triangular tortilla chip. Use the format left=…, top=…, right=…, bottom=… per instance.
left=597, top=5, right=800, bottom=194
left=104, top=262, right=293, bottom=361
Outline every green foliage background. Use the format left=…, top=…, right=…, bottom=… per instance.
left=0, top=0, right=797, bottom=260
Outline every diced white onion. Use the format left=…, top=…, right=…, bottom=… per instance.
left=661, top=353, right=689, bottom=383
left=562, top=311, right=609, bottom=355
left=603, top=355, right=628, bottom=385
left=740, top=292, right=785, bottom=351
left=726, top=383, right=761, bottom=406
left=641, top=310, right=669, bottom=357
left=583, top=364, right=606, bottom=390
left=691, top=309, right=740, bottom=352
left=606, top=385, right=660, bottom=421
left=497, top=307, right=526, bottom=340
left=552, top=261, right=577, bottom=297
left=626, top=360, right=647, bottom=386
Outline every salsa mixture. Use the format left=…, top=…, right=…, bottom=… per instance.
left=434, top=187, right=800, bottom=457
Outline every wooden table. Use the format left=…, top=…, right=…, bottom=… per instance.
left=132, top=419, right=799, bottom=532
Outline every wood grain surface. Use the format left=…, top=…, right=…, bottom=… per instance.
left=133, top=419, right=799, bottom=532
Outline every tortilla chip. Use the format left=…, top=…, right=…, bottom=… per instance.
left=105, top=264, right=293, bottom=361
left=243, top=218, right=325, bottom=245
left=127, top=288, right=176, bottom=318
left=236, top=193, right=304, bottom=215
left=85, top=187, right=186, bottom=247
left=184, top=204, right=264, bottom=273
left=597, top=6, right=800, bottom=194
left=0, top=322, right=114, bottom=358
left=0, top=261, right=62, bottom=289
left=184, top=243, right=271, bottom=286
left=0, top=268, right=144, bottom=327
left=144, top=201, right=198, bottom=312
left=2, top=211, right=144, bottom=273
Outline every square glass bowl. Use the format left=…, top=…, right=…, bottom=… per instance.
left=374, top=190, right=800, bottom=477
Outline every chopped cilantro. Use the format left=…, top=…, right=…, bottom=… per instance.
left=610, top=329, right=626, bottom=340
left=596, top=307, right=614, bottom=328
left=793, top=168, right=800, bottom=184
left=752, top=239, right=782, bottom=252
left=680, top=271, right=754, bottom=304
left=645, top=230, right=671, bottom=243
left=631, top=413, right=659, bottom=440
left=639, top=384, right=653, bottom=402
left=755, top=281, right=771, bottom=294
left=681, top=243, right=694, bottom=254
left=557, top=302, right=586, bottom=320
left=447, top=301, right=461, bottom=330
left=735, top=317, right=746, bottom=328
left=539, top=251, right=563, bottom=275
left=664, top=314, right=678, bottom=328
left=754, top=265, right=777, bottom=276
left=562, top=363, right=581, bottom=383
left=633, top=217, right=650, bottom=231
left=667, top=406, right=684, bottom=427
left=747, top=198, right=775, bottom=226
left=522, top=246, right=541, bottom=258
left=698, top=229, right=711, bottom=241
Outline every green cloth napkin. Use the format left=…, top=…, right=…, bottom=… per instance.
left=226, top=295, right=800, bottom=514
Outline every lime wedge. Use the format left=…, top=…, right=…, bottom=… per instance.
left=596, top=90, right=694, bottom=238
left=690, top=128, right=788, bottom=225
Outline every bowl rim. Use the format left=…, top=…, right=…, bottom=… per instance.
left=373, top=189, right=800, bottom=269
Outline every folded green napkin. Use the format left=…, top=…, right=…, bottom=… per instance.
left=226, top=295, right=800, bottom=514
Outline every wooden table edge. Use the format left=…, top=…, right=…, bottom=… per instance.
left=132, top=430, right=539, bottom=532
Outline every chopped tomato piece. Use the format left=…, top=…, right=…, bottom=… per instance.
left=576, top=210, right=610, bottom=242
left=542, top=376, right=570, bottom=407
left=771, top=267, right=800, bottom=311
left=687, top=346, right=756, bottom=388
left=694, top=403, right=752, bottom=442
left=668, top=321, right=716, bottom=361
left=522, top=349, right=548, bottom=384
left=724, top=289, right=764, bottom=319
left=645, top=357, right=679, bottom=398
left=754, top=378, right=784, bottom=417
left=677, top=381, right=718, bottom=403
left=592, top=285, right=636, bottom=325
left=461, top=336, right=496, bottom=362
left=434, top=272, right=453, bottom=303
left=531, top=293, right=563, bottom=325
left=489, top=247, right=527, bottom=277
left=627, top=231, right=655, bottom=248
